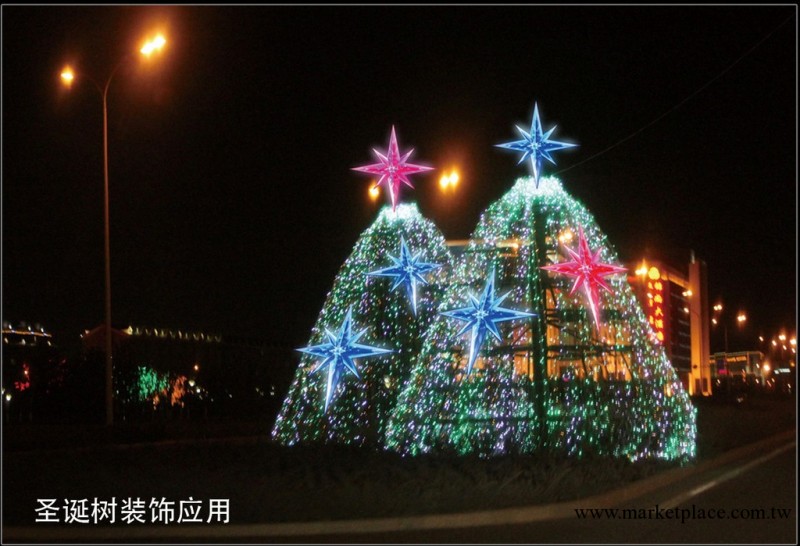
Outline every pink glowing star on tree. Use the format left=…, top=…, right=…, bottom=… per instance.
left=353, top=126, right=433, bottom=211
left=541, top=228, right=627, bottom=329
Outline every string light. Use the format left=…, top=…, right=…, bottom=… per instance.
left=275, top=177, right=696, bottom=462
left=385, top=177, right=695, bottom=461
left=272, top=203, right=452, bottom=447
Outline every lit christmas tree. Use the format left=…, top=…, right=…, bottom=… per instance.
left=385, top=176, right=696, bottom=461
left=272, top=203, right=451, bottom=448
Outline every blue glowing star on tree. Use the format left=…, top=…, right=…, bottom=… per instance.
left=298, top=307, right=393, bottom=411
left=496, top=103, right=577, bottom=187
left=441, top=272, right=536, bottom=375
left=353, top=126, right=434, bottom=211
left=541, top=227, right=627, bottom=329
left=367, top=236, right=441, bottom=315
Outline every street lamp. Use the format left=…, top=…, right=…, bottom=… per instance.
left=710, top=303, right=746, bottom=354
left=439, top=168, right=460, bottom=193
left=61, top=33, right=166, bottom=426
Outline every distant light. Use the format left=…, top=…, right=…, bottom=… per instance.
left=558, top=229, right=573, bottom=244
left=682, top=290, right=693, bottom=297
left=4, top=394, right=11, bottom=402
left=737, top=313, right=747, bottom=323
left=772, top=340, right=777, bottom=346
left=711, top=318, right=718, bottom=325
left=683, top=307, right=690, bottom=314
left=713, top=304, right=723, bottom=312
left=193, top=364, right=199, bottom=371
left=368, top=185, right=380, bottom=201
left=439, top=169, right=460, bottom=193
left=778, top=334, right=786, bottom=341
left=449, top=170, right=459, bottom=187
left=763, top=364, right=771, bottom=373
left=60, top=67, right=74, bottom=86
left=141, top=34, right=167, bottom=56
left=759, top=336, right=764, bottom=342
left=647, top=267, right=660, bottom=280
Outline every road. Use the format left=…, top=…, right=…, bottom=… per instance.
left=274, top=441, right=797, bottom=544
left=4, top=434, right=795, bottom=543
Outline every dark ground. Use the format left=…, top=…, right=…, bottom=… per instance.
left=2, top=397, right=796, bottom=526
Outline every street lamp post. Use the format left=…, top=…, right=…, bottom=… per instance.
left=711, top=303, right=747, bottom=398
left=61, top=34, right=166, bottom=426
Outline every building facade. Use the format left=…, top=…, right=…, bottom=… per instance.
left=627, top=255, right=711, bottom=396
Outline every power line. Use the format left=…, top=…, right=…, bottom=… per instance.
left=555, top=12, right=795, bottom=177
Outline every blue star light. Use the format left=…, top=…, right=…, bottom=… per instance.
left=441, top=273, right=536, bottom=375
left=367, top=237, right=442, bottom=315
left=496, top=102, right=577, bottom=187
left=298, top=307, right=393, bottom=411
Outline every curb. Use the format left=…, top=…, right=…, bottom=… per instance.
left=4, top=429, right=795, bottom=541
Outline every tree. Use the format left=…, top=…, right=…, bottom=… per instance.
left=273, top=203, right=451, bottom=448
left=385, top=177, right=696, bottom=461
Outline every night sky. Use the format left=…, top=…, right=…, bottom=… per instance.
left=2, top=6, right=796, bottom=354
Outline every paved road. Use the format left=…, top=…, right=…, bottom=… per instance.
left=275, top=443, right=796, bottom=544
left=5, top=435, right=795, bottom=543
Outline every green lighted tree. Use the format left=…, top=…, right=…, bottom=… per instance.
left=272, top=203, right=452, bottom=448
left=385, top=176, right=696, bottom=461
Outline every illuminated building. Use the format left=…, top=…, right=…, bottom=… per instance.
left=627, top=254, right=711, bottom=396
left=448, top=242, right=712, bottom=396
left=2, top=322, right=59, bottom=420
left=80, top=324, right=295, bottom=416
left=709, top=350, right=766, bottom=389
left=2, top=321, right=54, bottom=348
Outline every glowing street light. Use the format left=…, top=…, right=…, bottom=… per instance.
left=60, top=67, right=75, bottom=86
left=711, top=301, right=747, bottom=354
left=140, top=34, right=167, bottom=56
left=439, top=168, right=460, bottom=193
left=368, top=184, right=380, bottom=202
left=60, top=32, right=167, bottom=426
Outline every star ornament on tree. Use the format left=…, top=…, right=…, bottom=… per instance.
left=541, top=228, right=627, bottom=329
left=496, top=102, right=577, bottom=187
left=441, top=272, right=536, bottom=375
left=367, top=236, right=441, bottom=315
left=298, top=307, right=393, bottom=411
left=353, top=126, right=434, bottom=211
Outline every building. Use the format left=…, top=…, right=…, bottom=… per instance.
left=80, top=324, right=295, bottom=417
left=627, top=254, right=711, bottom=396
left=709, top=351, right=766, bottom=390
left=447, top=241, right=713, bottom=396
left=2, top=321, right=61, bottom=421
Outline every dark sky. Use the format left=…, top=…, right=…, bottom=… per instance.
left=2, top=6, right=797, bottom=353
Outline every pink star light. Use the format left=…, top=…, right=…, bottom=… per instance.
left=353, top=126, right=433, bottom=211
left=541, top=228, right=627, bottom=329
